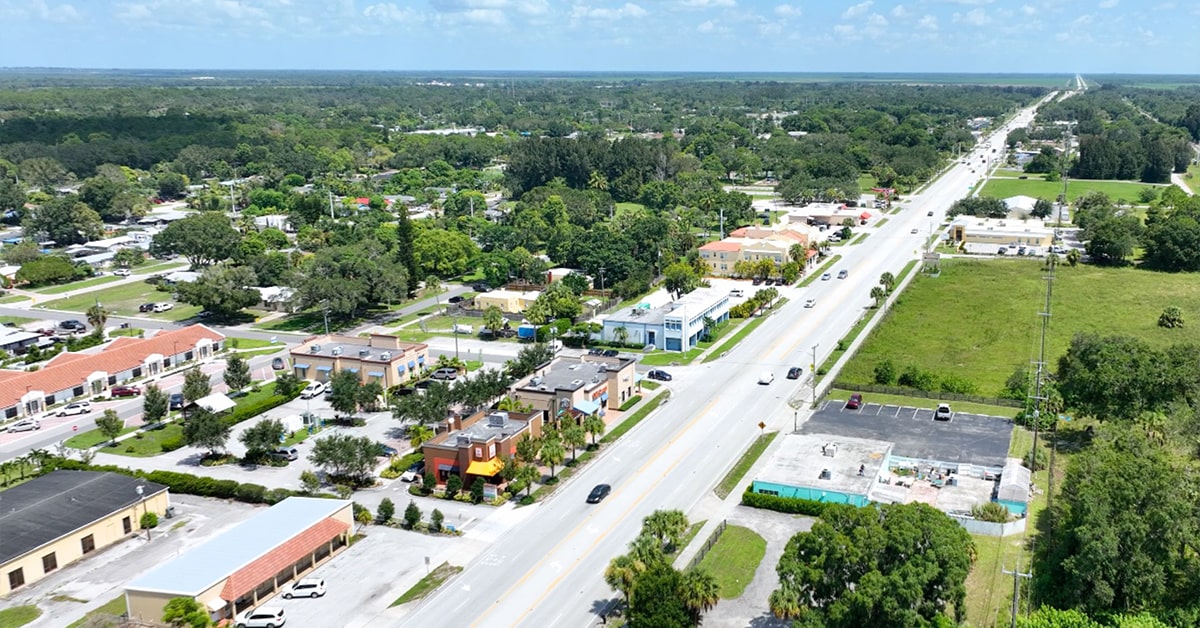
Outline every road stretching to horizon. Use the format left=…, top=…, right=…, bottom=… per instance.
left=393, top=97, right=1050, bottom=628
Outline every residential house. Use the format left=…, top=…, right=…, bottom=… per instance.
left=421, top=409, right=546, bottom=487
left=473, top=289, right=541, bottom=314
left=289, top=334, right=428, bottom=389
left=255, top=286, right=296, bottom=313
left=509, top=354, right=638, bottom=420
left=601, top=288, right=730, bottom=352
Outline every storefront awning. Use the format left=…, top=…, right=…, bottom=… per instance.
left=417, top=355, right=426, bottom=364
left=368, top=371, right=384, bottom=377
left=316, top=366, right=333, bottom=372
left=574, top=399, right=601, bottom=415
left=293, top=363, right=311, bottom=369
left=345, top=368, right=358, bottom=374
left=466, top=458, right=504, bottom=477
left=408, top=361, right=417, bottom=369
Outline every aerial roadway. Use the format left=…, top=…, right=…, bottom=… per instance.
left=396, top=96, right=1051, bottom=628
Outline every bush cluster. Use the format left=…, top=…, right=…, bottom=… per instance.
left=220, top=389, right=298, bottom=429
left=729, top=287, right=779, bottom=318
left=741, top=487, right=828, bottom=517
left=50, top=458, right=316, bottom=505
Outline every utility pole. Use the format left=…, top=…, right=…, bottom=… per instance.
left=719, top=207, right=725, bottom=240
left=1001, top=559, right=1032, bottom=628
left=810, top=344, right=819, bottom=407
left=328, top=190, right=335, bottom=220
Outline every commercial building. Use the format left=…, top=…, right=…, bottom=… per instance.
left=422, top=409, right=546, bottom=487
left=0, top=325, right=224, bottom=421
left=601, top=287, right=730, bottom=352
left=948, top=216, right=1054, bottom=248
left=509, top=354, right=639, bottom=419
left=125, top=497, right=353, bottom=624
left=783, top=202, right=871, bottom=227
left=473, top=289, right=541, bottom=314
left=290, top=334, right=428, bottom=389
left=698, top=225, right=813, bottom=277
left=750, top=434, right=893, bottom=507
left=1, top=471, right=170, bottom=596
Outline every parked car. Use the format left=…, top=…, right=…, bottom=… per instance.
left=587, top=483, right=612, bottom=504
left=113, top=268, right=131, bottom=277
left=934, top=403, right=953, bottom=421
left=927, top=210, right=934, bottom=216
left=911, top=228, right=919, bottom=234
left=138, top=303, right=155, bottom=313
left=271, top=357, right=286, bottom=370
left=300, top=380, right=325, bottom=399
left=430, top=367, right=458, bottom=381
left=821, top=272, right=832, bottom=281
left=729, top=289, right=744, bottom=297
left=647, top=369, right=672, bottom=381
left=751, top=278, right=763, bottom=286
left=59, top=320, right=85, bottom=331
left=6, top=418, right=40, bottom=433
left=471, top=283, right=491, bottom=292
left=282, top=578, right=325, bottom=599
left=110, top=385, right=141, bottom=398
left=758, top=372, right=775, bottom=385
left=804, top=298, right=816, bottom=308
left=786, top=367, right=802, bottom=380
left=375, top=442, right=398, bottom=457
left=57, top=402, right=92, bottom=417
left=602, top=349, right=619, bottom=358
left=169, top=393, right=185, bottom=410
left=152, top=302, right=174, bottom=313
left=234, top=606, right=286, bottom=628
left=448, top=295, right=466, bottom=304
left=837, top=269, right=848, bottom=279
left=846, top=393, right=863, bottom=410
left=270, top=447, right=299, bottom=462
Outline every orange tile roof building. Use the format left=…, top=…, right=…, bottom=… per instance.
left=1, top=325, right=224, bottom=421
left=698, top=225, right=813, bottom=276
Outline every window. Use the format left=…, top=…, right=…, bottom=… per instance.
left=42, top=553, right=57, bottom=574
left=8, top=568, right=24, bottom=590
left=488, top=443, right=496, bottom=458
left=81, top=534, right=95, bottom=554
left=123, top=516, right=132, bottom=534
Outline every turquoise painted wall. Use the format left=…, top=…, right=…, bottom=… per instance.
left=751, top=481, right=870, bottom=507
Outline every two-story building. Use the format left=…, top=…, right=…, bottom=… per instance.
left=422, top=409, right=547, bottom=486
left=698, top=225, right=813, bottom=277
left=601, top=288, right=730, bottom=353
left=289, top=334, right=428, bottom=389
left=509, top=355, right=638, bottom=420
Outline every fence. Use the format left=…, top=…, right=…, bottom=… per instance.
left=831, top=382, right=1023, bottom=409
left=685, top=519, right=728, bottom=571
left=948, top=513, right=1027, bottom=537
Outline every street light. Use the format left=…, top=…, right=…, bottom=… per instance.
left=810, top=344, right=820, bottom=408
left=135, top=484, right=150, bottom=540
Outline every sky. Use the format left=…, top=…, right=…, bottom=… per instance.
left=0, top=0, right=1195, bottom=74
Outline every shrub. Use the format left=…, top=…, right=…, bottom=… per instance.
left=377, top=498, right=395, bottom=524
left=235, top=483, right=267, bottom=503
left=140, top=511, right=159, bottom=529
left=403, top=500, right=422, bottom=529
left=971, top=501, right=1012, bottom=523
left=159, top=436, right=186, bottom=452
left=263, top=488, right=294, bottom=504
left=898, top=364, right=938, bottom=391
left=873, top=359, right=896, bottom=385
left=1023, top=445, right=1047, bottom=471
left=430, top=508, right=444, bottom=532
left=445, top=474, right=462, bottom=498
left=519, top=495, right=535, bottom=506
left=939, top=375, right=979, bottom=395
left=618, top=395, right=643, bottom=411
left=470, top=478, right=486, bottom=504
left=741, top=488, right=828, bottom=517
left=422, top=472, right=437, bottom=495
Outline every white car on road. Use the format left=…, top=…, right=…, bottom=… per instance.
left=6, top=418, right=40, bottom=433
left=57, top=402, right=92, bottom=417
left=804, top=298, right=816, bottom=308
left=113, top=268, right=132, bottom=277
left=758, top=372, right=775, bottom=385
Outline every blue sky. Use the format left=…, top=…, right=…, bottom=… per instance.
left=0, top=0, right=1194, bottom=73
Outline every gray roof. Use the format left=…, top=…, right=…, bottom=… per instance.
left=0, top=470, right=168, bottom=564
left=518, top=359, right=613, bottom=393
left=126, top=497, right=351, bottom=596
left=997, top=458, right=1031, bottom=502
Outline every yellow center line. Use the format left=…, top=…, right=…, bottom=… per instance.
left=468, top=396, right=721, bottom=628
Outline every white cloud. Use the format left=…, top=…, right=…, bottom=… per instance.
left=841, top=1, right=872, bottom=20
left=953, top=8, right=990, bottom=25
left=774, top=3, right=801, bottom=18
left=1020, top=4, right=1036, bottom=15
left=867, top=13, right=888, bottom=27
left=362, top=3, right=417, bottom=24
left=917, top=14, right=937, bottom=30
left=678, top=0, right=735, bottom=7
left=570, top=2, right=647, bottom=20
left=1154, top=2, right=1175, bottom=8
left=833, top=23, right=857, bottom=36
left=890, top=4, right=909, bottom=19
left=1098, top=0, right=1118, bottom=7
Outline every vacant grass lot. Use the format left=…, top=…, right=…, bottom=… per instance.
left=978, top=177, right=1165, bottom=204
left=34, top=275, right=122, bottom=295
left=391, top=562, right=462, bottom=606
left=838, top=259, right=1200, bottom=397
left=696, top=525, right=767, bottom=599
left=41, top=282, right=202, bottom=321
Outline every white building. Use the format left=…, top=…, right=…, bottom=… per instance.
left=601, top=287, right=730, bottom=352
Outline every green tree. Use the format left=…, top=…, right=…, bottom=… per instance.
left=583, top=414, right=606, bottom=446
left=524, top=281, right=582, bottom=324
left=95, top=409, right=124, bottom=446
left=162, top=596, right=211, bottom=628
left=273, top=371, right=304, bottom=399
left=300, top=469, right=321, bottom=493
left=328, top=369, right=363, bottom=417
left=403, top=500, right=422, bottom=529
left=628, top=563, right=691, bottom=628
left=869, top=285, right=886, bottom=308
left=223, top=355, right=251, bottom=392
left=879, top=271, right=895, bottom=293
left=1158, top=306, right=1184, bottom=329
left=539, top=433, right=566, bottom=479
left=678, top=568, right=721, bottom=625
left=770, top=502, right=974, bottom=626
left=408, top=424, right=434, bottom=450
left=445, top=474, right=463, bottom=498
left=113, top=247, right=145, bottom=268
left=182, top=367, right=211, bottom=405
left=514, top=462, right=539, bottom=497
left=142, top=383, right=169, bottom=426
left=642, top=510, right=689, bottom=552
left=377, top=497, right=395, bottom=524
left=413, top=227, right=479, bottom=277
left=175, top=264, right=261, bottom=316
left=430, top=508, right=445, bottom=532
left=22, top=196, right=103, bottom=245
left=1, top=240, right=42, bottom=265
left=663, top=261, right=700, bottom=299
left=150, top=212, right=241, bottom=268
left=182, top=408, right=230, bottom=456
left=157, top=172, right=188, bottom=200
left=562, top=422, right=586, bottom=462
left=605, top=554, right=646, bottom=606
left=14, top=256, right=78, bottom=286
left=239, top=418, right=284, bottom=458
left=873, top=359, right=896, bottom=385
left=85, top=303, right=108, bottom=337
left=1085, top=215, right=1142, bottom=266
left=470, top=477, right=486, bottom=504
left=482, top=304, right=505, bottom=335
left=308, top=433, right=377, bottom=482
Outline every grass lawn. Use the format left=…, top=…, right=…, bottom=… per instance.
left=614, top=201, right=648, bottom=217
left=676, top=520, right=706, bottom=556
left=1182, top=164, right=1200, bottom=194
left=390, top=562, right=462, bottom=606
left=0, top=294, right=30, bottom=304
left=0, top=605, right=42, bottom=627
left=798, top=255, right=842, bottom=287
left=109, top=327, right=144, bottom=338
left=41, top=282, right=202, bottom=321
left=392, top=329, right=435, bottom=343
left=873, top=218, right=889, bottom=228
left=227, top=338, right=277, bottom=350
left=978, top=177, right=1165, bottom=204
left=65, top=595, right=126, bottom=628
left=819, top=260, right=917, bottom=374
left=850, top=233, right=869, bottom=245
left=714, top=431, right=778, bottom=499
left=702, top=316, right=768, bottom=364
left=66, top=424, right=139, bottom=449
left=132, top=260, right=187, bottom=275
left=641, top=318, right=741, bottom=366
left=0, top=462, right=39, bottom=488
left=857, top=173, right=877, bottom=192
left=33, top=275, right=122, bottom=295
left=100, top=423, right=183, bottom=457
left=640, top=380, right=661, bottom=391
left=0, top=315, right=36, bottom=326
left=603, top=391, right=670, bottom=443
left=993, top=168, right=1027, bottom=178
left=838, top=258, right=1200, bottom=397
left=696, top=525, right=768, bottom=599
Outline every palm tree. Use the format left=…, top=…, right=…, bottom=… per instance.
left=604, top=554, right=644, bottom=605
left=86, top=303, right=109, bottom=337
left=869, top=286, right=886, bottom=308
left=408, top=425, right=434, bottom=450
left=612, top=326, right=629, bottom=346
left=679, top=568, right=721, bottom=624
left=768, top=583, right=802, bottom=619
left=642, top=510, right=689, bottom=551
left=496, top=396, right=532, bottom=413
left=514, top=462, right=540, bottom=497
left=879, top=271, right=896, bottom=294
left=583, top=415, right=606, bottom=446
left=788, top=243, right=807, bottom=265
left=539, top=435, right=565, bottom=479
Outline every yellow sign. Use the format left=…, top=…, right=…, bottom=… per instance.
left=758, top=421, right=766, bottom=430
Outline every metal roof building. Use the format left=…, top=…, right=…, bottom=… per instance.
left=125, top=497, right=353, bottom=624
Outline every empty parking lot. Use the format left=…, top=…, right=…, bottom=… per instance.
left=802, top=399, right=1013, bottom=467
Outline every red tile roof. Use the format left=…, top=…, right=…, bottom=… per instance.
left=219, top=518, right=349, bottom=602
left=698, top=241, right=741, bottom=252
left=0, top=325, right=224, bottom=409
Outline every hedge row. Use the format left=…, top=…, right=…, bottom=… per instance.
left=741, top=487, right=829, bottom=517
left=220, top=387, right=298, bottom=429
left=51, top=458, right=326, bottom=505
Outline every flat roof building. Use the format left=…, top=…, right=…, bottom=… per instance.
left=510, top=355, right=639, bottom=419
left=1, top=471, right=170, bottom=596
left=125, top=497, right=353, bottom=624
left=290, top=334, right=428, bottom=390
left=422, top=409, right=546, bottom=487
left=474, top=289, right=541, bottom=314
left=949, top=216, right=1053, bottom=248
left=750, top=434, right=893, bottom=507
left=601, top=287, right=730, bottom=352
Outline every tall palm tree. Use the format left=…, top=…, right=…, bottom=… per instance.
left=679, top=568, right=721, bottom=624
left=768, top=583, right=802, bottom=619
left=583, top=415, right=606, bottom=446
left=604, top=554, right=645, bottom=605
left=612, top=326, right=629, bottom=346
left=85, top=303, right=109, bottom=337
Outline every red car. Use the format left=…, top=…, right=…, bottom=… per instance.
left=846, top=393, right=863, bottom=410
left=110, top=385, right=141, bottom=398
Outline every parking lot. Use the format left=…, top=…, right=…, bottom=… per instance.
left=803, top=399, right=1013, bottom=467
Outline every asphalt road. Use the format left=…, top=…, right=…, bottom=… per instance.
left=396, top=99, right=1051, bottom=627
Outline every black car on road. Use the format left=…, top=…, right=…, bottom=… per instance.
left=786, top=367, right=803, bottom=380
left=647, top=369, right=672, bottom=381
left=587, top=484, right=612, bottom=504
left=59, top=320, right=85, bottom=331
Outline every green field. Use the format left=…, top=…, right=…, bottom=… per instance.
left=41, top=282, right=202, bottom=321
left=0, top=294, right=31, bottom=304
left=838, top=259, right=1200, bottom=397
left=34, top=275, right=122, bottom=295
left=695, top=525, right=768, bottom=599
left=0, top=315, right=36, bottom=326
left=1182, top=165, right=1200, bottom=194
left=391, top=563, right=462, bottom=606
left=0, top=605, right=42, bottom=627
left=978, top=177, right=1166, bottom=204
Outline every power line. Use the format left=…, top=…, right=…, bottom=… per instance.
left=1002, top=559, right=1033, bottom=628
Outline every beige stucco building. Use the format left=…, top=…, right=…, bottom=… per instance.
left=125, top=497, right=353, bottom=624
left=474, top=289, right=541, bottom=314
left=290, top=334, right=429, bottom=389
left=949, top=216, right=1054, bottom=247
left=2, top=471, right=170, bottom=597
left=698, top=225, right=813, bottom=277
left=509, top=355, right=639, bottom=420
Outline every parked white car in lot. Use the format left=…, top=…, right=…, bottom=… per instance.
left=282, top=577, right=325, bottom=599
left=234, top=606, right=285, bottom=628
left=56, top=402, right=92, bottom=417
left=300, top=381, right=325, bottom=399
left=152, top=302, right=174, bottom=313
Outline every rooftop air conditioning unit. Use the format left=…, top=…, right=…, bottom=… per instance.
left=821, top=443, right=837, bottom=457
left=331, top=346, right=342, bottom=356
left=309, top=344, right=321, bottom=353
left=571, top=379, right=584, bottom=386
left=359, top=349, right=370, bottom=357
left=819, top=468, right=832, bottom=480
left=530, top=376, right=543, bottom=387
left=380, top=352, right=392, bottom=360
